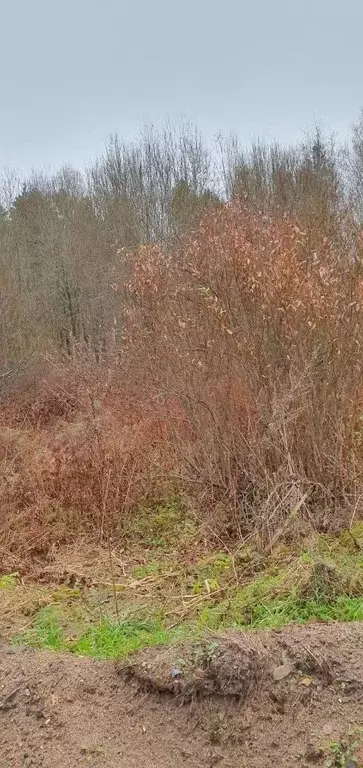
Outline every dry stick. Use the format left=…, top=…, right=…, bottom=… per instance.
left=111, top=550, right=127, bottom=576
left=264, top=490, right=310, bottom=554
left=100, top=467, right=112, bottom=543
left=88, top=390, right=108, bottom=542
left=349, top=493, right=363, bottom=530
left=190, top=507, right=246, bottom=587
left=120, top=460, right=138, bottom=518
left=108, top=537, right=120, bottom=621
left=347, top=529, right=363, bottom=551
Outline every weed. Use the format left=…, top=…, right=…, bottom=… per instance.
left=325, top=730, right=363, bottom=767
left=131, top=563, right=162, bottom=580
left=192, top=640, right=220, bottom=668
left=197, top=539, right=363, bottom=631
left=72, top=619, right=174, bottom=658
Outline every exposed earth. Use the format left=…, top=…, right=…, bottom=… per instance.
left=2, top=622, right=363, bottom=768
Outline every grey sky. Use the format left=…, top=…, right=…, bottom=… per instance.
left=1, top=0, right=362, bottom=173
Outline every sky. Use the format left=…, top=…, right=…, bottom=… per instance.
left=1, top=0, right=363, bottom=174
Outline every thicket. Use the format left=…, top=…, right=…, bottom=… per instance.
left=2, top=118, right=363, bottom=562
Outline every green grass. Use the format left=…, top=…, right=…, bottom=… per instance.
left=198, top=588, right=363, bottom=631
left=11, top=590, right=363, bottom=660
left=14, top=605, right=66, bottom=652
left=72, top=619, right=182, bottom=658
left=13, top=606, right=189, bottom=659
left=241, top=595, right=363, bottom=630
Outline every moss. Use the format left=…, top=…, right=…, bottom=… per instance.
left=183, top=551, right=234, bottom=595
left=124, top=497, right=198, bottom=551
left=0, top=572, right=20, bottom=589
left=131, top=563, right=162, bottom=580
left=51, top=585, right=82, bottom=601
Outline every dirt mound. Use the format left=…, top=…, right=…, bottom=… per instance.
left=2, top=623, right=363, bottom=767
left=119, top=623, right=362, bottom=702
left=118, top=634, right=265, bottom=701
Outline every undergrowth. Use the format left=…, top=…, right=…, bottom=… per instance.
left=3, top=203, right=363, bottom=563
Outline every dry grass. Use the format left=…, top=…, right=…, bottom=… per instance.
left=0, top=379, right=178, bottom=565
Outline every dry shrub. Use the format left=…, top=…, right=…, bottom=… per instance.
left=117, top=203, right=363, bottom=540
left=0, top=369, right=179, bottom=565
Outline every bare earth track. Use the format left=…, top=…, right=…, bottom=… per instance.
left=1, top=622, right=363, bottom=767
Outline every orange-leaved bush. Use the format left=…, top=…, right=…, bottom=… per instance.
left=118, top=203, right=363, bottom=540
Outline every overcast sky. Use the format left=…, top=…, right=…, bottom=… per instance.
left=1, top=0, right=362, bottom=173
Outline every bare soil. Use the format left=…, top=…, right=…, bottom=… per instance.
left=1, top=622, right=363, bottom=767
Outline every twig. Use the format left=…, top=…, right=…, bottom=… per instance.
left=100, top=468, right=112, bottom=543
left=349, top=494, right=362, bottom=529
left=0, top=687, right=21, bottom=710
left=108, top=537, right=119, bottom=621
left=347, top=529, right=362, bottom=551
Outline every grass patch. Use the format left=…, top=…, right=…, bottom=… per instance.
left=5, top=528, right=363, bottom=659
left=13, top=606, right=190, bottom=659
left=240, top=595, right=363, bottom=630
left=72, top=619, right=182, bottom=658
left=198, top=580, right=363, bottom=631
left=14, top=606, right=65, bottom=652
